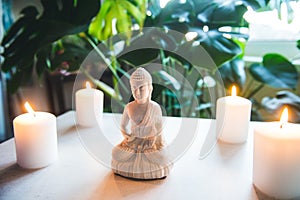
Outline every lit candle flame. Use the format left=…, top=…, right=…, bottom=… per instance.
left=86, top=81, right=91, bottom=89
left=279, top=107, right=288, bottom=129
left=231, top=85, right=237, bottom=96
left=24, top=101, right=36, bottom=117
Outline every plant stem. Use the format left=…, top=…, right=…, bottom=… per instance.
left=170, top=57, right=175, bottom=115
left=193, top=70, right=206, bottom=117
left=187, top=83, right=198, bottom=117
left=187, top=69, right=202, bottom=117
left=110, top=53, right=120, bottom=97
left=180, top=65, right=187, bottom=116
left=160, top=49, right=171, bottom=115
left=241, top=77, right=253, bottom=97
left=245, top=83, right=264, bottom=99
left=80, top=33, right=129, bottom=94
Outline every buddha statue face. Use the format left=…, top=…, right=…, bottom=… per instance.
left=130, top=68, right=153, bottom=104
left=133, top=84, right=150, bottom=103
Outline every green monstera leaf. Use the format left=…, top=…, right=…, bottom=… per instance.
left=1, top=0, right=100, bottom=93
left=117, top=28, right=177, bottom=66
left=145, top=0, right=267, bottom=68
left=174, top=29, right=241, bottom=68
left=88, top=0, right=147, bottom=42
left=249, top=53, right=299, bottom=89
left=261, top=90, right=300, bottom=123
left=219, top=57, right=246, bottom=90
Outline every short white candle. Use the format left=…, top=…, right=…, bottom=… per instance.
left=253, top=108, right=300, bottom=199
left=216, top=85, right=252, bottom=143
left=76, top=81, right=104, bottom=127
left=13, top=102, right=57, bottom=169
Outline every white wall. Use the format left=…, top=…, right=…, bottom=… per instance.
left=245, top=41, right=299, bottom=61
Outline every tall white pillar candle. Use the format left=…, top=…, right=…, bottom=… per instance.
left=216, top=86, right=252, bottom=143
left=253, top=108, right=300, bottom=199
left=13, top=102, right=57, bottom=169
left=76, top=82, right=104, bottom=127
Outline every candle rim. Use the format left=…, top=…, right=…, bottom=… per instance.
left=13, top=112, right=56, bottom=124
left=254, top=122, right=300, bottom=138
left=75, top=87, right=103, bottom=96
left=217, top=95, right=251, bottom=105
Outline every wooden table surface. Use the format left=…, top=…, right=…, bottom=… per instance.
left=0, top=111, right=269, bottom=200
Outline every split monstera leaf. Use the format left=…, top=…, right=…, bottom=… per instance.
left=89, top=0, right=147, bottom=42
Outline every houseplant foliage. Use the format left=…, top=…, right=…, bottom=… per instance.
left=3, top=0, right=298, bottom=120
left=1, top=0, right=100, bottom=93
left=267, top=0, right=299, bottom=23
left=118, top=0, right=269, bottom=117
left=88, top=0, right=147, bottom=42
left=246, top=53, right=299, bottom=121
left=261, top=90, right=300, bottom=122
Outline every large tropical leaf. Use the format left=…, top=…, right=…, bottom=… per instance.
left=195, top=0, right=248, bottom=29
left=88, top=0, right=147, bottom=42
left=35, top=44, right=52, bottom=78
left=146, top=0, right=162, bottom=18
left=249, top=53, right=299, bottom=89
left=144, top=0, right=259, bottom=68
left=194, top=0, right=269, bottom=28
left=174, top=30, right=241, bottom=68
left=156, top=70, right=181, bottom=90
left=261, top=90, right=300, bottom=123
left=50, top=36, right=93, bottom=72
left=219, top=58, right=246, bottom=90
left=262, top=90, right=300, bottom=110
left=152, top=0, right=195, bottom=27
left=117, top=28, right=177, bottom=66
left=1, top=0, right=100, bottom=92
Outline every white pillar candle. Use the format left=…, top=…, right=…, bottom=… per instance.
left=13, top=102, right=57, bottom=169
left=216, top=86, right=252, bottom=143
left=253, top=108, right=300, bottom=199
left=76, top=82, right=104, bottom=127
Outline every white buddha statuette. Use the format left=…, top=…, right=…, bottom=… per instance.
left=111, top=68, right=172, bottom=180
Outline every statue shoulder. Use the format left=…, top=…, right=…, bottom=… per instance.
left=125, top=101, right=135, bottom=109
left=124, top=101, right=139, bottom=116
left=123, top=101, right=135, bottom=115
left=150, top=101, right=162, bottom=112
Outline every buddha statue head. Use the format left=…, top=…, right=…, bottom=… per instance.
left=130, top=68, right=153, bottom=103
